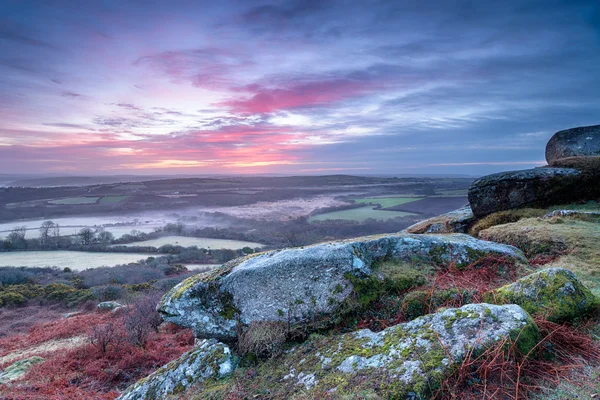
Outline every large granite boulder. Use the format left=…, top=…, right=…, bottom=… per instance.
left=404, top=205, right=474, bottom=234
left=468, top=168, right=581, bottom=217
left=546, top=124, right=600, bottom=163
left=484, top=268, right=599, bottom=322
left=159, top=233, right=526, bottom=340
left=116, top=339, right=235, bottom=400
left=192, top=304, right=538, bottom=398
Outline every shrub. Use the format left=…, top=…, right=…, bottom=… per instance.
left=91, top=285, right=126, bottom=301
left=90, top=321, right=124, bottom=354
left=0, top=291, right=27, bottom=306
left=43, top=283, right=77, bottom=300
left=123, top=292, right=164, bottom=348
left=0, top=268, right=33, bottom=285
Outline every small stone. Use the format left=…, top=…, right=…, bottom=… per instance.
left=96, top=301, right=123, bottom=311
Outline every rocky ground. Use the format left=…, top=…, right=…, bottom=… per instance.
left=2, top=125, right=600, bottom=399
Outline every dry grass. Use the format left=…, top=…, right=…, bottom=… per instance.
left=434, top=317, right=600, bottom=400
left=469, top=208, right=546, bottom=236
left=237, top=321, right=288, bottom=359
left=479, top=217, right=600, bottom=296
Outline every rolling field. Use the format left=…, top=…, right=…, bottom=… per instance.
left=47, top=197, right=99, bottom=205
left=115, top=235, right=263, bottom=249
left=98, top=195, right=130, bottom=204
left=0, top=251, right=156, bottom=270
left=385, top=196, right=468, bottom=215
left=308, top=206, right=416, bottom=222
left=353, top=196, right=422, bottom=208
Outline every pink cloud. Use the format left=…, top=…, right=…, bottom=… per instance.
left=219, top=79, right=376, bottom=114
left=0, top=123, right=310, bottom=173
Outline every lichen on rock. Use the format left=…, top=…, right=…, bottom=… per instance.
left=485, top=268, right=600, bottom=322
left=196, top=304, right=538, bottom=399
left=116, top=339, right=235, bottom=400
left=159, top=233, right=526, bottom=340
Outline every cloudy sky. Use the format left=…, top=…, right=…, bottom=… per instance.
left=1, top=0, right=599, bottom=175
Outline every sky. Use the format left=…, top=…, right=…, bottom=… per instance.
left=0, top=0, right=599, bottom=176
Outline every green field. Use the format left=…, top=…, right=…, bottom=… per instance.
left=354, top=196, right=422, bottom=208
left=432, top=189, right=469, bottom=197
left=115, top=184, right=146, bottom=190
left=308, top=206, right=416, bottom=223
left=115, top=235, right=263, bottom=249
left=48, top=197, right=100, bottom=205
left=99, top=195, right=130, bottom=204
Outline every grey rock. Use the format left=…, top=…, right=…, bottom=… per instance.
left=196, top=304, right=537, bottom=398
left=404, top=205, right=474, bottom=234
left=546, top=124, right=600, bottom=163
left=468, top=168, right=581, bottom=217
left=97, top=301, right=123, bottom=311
left=159, top=233, right=526, bottom=340
left=486, top=268, right=599, bottom=322
left=116, top=339, right=235, bottom=400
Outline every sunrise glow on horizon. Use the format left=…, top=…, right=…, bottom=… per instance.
left=1, top=0, right=599, bottom=175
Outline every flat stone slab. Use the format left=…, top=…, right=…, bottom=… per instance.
left=468, top=167, right=581, bottom=217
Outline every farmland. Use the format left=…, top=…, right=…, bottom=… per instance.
left=353, top=196, right=422, bottom=208
left=47, top=197, right=100, bottom=205
left=0, top=251, right=156, bottom=270
left=308, top=206, right=416, bottom=222
left=116, top=236, right=263, bottom=249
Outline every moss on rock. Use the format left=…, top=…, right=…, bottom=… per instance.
left=484, top=268, right=599, bottom=322
left=181, top=304, right=537, bottom=399
left=401, top=288, right=476, bottom=320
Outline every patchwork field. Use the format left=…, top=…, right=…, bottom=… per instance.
left=386, top=196, right=469, bottom=215
left=308, top=206, right=416, bottom=222
left=116, top=236, right=263, bottom=249
left=353, top=196, right=422, bottom=208
left=0, top=251, right=156, bottom=269
left=47, top=197, right=99, bottom=205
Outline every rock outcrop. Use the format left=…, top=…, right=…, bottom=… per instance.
left=404, top=205, right=474, bottom=234
left=193, top=304, right=538, bottom=399
left=117, top=339, right=235, bottom=400
left=468, top=168, right=581, bottom=217
left=159, top=233, right=526, bottom=340
left=546, top=124, right=600, bottom=163
left=485, top=268, right=599, bottom=322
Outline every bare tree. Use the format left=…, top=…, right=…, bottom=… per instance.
left=7, top=226, right=27, bottom=249
left=124, top=292, right=163, bottom=348
left=78, top=227, right=95, bottom=245
left=90, top=322, right=123, bottom=353
left=39, top=221, right=57, bottom=245
left=97, top=231, right=114, bottom=244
